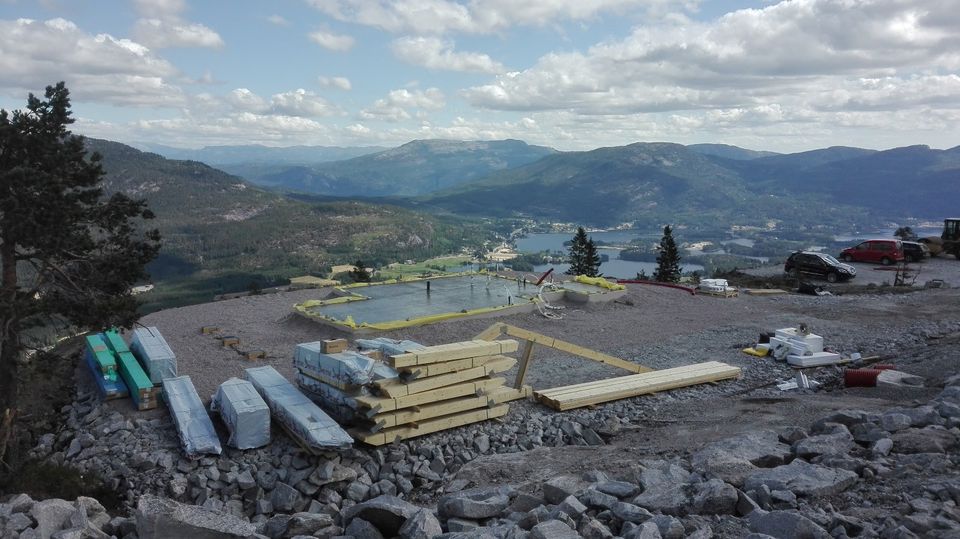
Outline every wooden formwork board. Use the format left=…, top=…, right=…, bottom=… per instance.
left=535, top=362, right=741, bottom=411
left=388, top=340, right=519, bottom=368
left=353, top=404, right=510, bottom=446
left=399, top=354, right=501, bottom=379
left=365, top=394, right=493, bottom=431
left=699, top=289, right=739, bottom=297
left=376, top=357, right=516, bottom=397
left=487, top=385, right=533, bottom=404
left=742, top=288, right=788, bottom=296
left=354, top=377, right=506, bottom=416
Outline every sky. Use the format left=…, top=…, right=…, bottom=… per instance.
left=0, top=0, right=958, bottom=153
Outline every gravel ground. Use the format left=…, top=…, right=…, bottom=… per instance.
left=138, top=277, right=960, bottom=404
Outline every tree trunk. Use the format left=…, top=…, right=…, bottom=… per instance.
left=0, top=238, right=19, bottom=413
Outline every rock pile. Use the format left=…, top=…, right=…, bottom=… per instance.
left=0, top=493, right=135, bottom=539
left=10, top=372, right=960, bottom=538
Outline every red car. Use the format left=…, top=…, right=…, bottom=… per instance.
left=839, top=239, right=905, bottom=265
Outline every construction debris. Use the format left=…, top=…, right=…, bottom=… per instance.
left=162, top=375, right=222, bottom=456
left=210, top=378, right=270, bottom=450
left=698, top=278, right=738, bottom=297
left=245, top=365, right=353, bottom=452
left=768, top=327, right=843, bottom=367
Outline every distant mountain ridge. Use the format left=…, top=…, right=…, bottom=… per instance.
left=238, top=139, right=557, bottom=196
left=137, top=143, right=388, bottom=166
left=421, top=141, right=960, bottom=227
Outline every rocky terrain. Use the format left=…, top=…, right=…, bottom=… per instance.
left=3, top=284, right=960, bottom=538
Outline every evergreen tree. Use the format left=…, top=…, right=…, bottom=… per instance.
left=582, top=237, right=602, bottom=277
left=566, top=227, right=602, bottom=276
left=654, top=225, right=682, bottom=282
left=350, top=260, right=371, bottom=282
left=0, top=83, right=160, bottom=413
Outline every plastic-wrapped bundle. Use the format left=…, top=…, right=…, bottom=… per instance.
left=294, top=344, right=380, bottom=388
left=296, top=372, right=363, bottom=424
left=162, top=376, right=222, bottom=455
left=211, top=378, right=270, bottom=449
left=130, top=327, right=178, bottom=384
left=355, top=338, right=425, bottom=357
left=245, top=366, right=353, bottom=451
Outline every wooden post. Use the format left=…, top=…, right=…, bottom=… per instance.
left=0, top=408, right=16, bottom=470
left=514, top=340, right=535, bottom=389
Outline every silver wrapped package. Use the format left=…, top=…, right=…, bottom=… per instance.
left=293, top=343, right=378, bottom=387
left=211, top=378, right=270, bottom=449
left=162, top=375, right=222, bottom=456
left=130, top=326, right=177, bottom=384
left=245, top=366, right=353, bottom=451
left=355, top=337, right=425, bottom=357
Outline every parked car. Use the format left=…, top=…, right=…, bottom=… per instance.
left=901, top=241, right=929, bottom=262
left=784, top=251, right=857, bottom=283
left=839, top=239, right=905, bottom=265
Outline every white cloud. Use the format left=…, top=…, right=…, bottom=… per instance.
left=132, top=0, right=223, bottom=49
left=267, top=14, right=290, bottom=26
left=360, top=87, right=445, bottom=122
left=226, top=88, right=268, bottom=113
left=463, top=0, right=960, bottom=121
left=0, top=18, right=184, bottom=107
left=391, top=36, right=505, bottom=73
left=308, top=29, right=355, bottom=51
left=133, top=18, right=224, bottom=49
left=269, top=88, right=335, bottom=117
left=306, top=0, right=690, bottom=35
left=319, top=76, right=352, bottom=90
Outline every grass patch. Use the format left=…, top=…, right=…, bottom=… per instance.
left=377, top=255, right=474, bottom=279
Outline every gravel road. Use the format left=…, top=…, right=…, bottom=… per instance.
left=745, top=254, right=959, bottom=287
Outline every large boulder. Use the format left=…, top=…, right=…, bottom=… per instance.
left=542, top=476, right=588, bottom=505
left=398, top=509, right=442, bottom=539
left=135, top=495, right=258, bottom=539
left=891, top=427, right=958, bottom=454
left=530, top=519, right=579, bottom=539
left=691, top=479, right=738, bottom=515
left=792, top=431, right=855, bottom=459
left=438, top=487, right=511, bottom=520
left=30, top=499, right=75, bottom=539
left=631, top=463, right=690, bottom=515
left=749, top=510, right=832, bottom=539
left=744, top=460, right=858, bottom=498
left=341, top=495, right=421, bottom=537
left=690, top=430, right=792, bottom=487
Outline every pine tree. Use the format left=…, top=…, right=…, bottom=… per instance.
left=583, top=237, right=602, bottom=277
left=566, top=227, right=603, bottom=277
left=654, top=225, right=682, bottom=282
left=0, top=83, right=160, bottom=414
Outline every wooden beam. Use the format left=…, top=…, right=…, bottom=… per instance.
left=366, top=395, right=492, bottom=430
left=514, top=340, right=536, bottom=389
left=352, top=404, right=510, bottom=446
left=487, top=385, right=533, bottom=404
left=534, top=362, right=741, bottom=411
left=376, top=357, right=516, bottom=397
left=398, top=354, right=500, bottom=379
left=388, top=339, right=519, bottom=368
left=473, top=322, right=506, bottom=341
left=354, top=377, right=506, bottom=414
left=481, top=324, right=651, bottom=374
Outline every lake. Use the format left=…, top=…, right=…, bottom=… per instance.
left=516, top=231, right=704, bottom=278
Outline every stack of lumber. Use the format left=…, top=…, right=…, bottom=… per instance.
left=534, top=361, right=742, bottom=411
left=350, top=339, right=523, bottom=446
left=84, top=334, right=128, bottom=400
left=103, top=330, right=160, bottom=411
left=246, top=365, right=353, bottom=452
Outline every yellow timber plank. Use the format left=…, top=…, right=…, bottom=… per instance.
left=537, top=362, right=734, bottom=397
left=473, top=323, right=506, bottom=341
left=368, top=395, right=492, bottom=430
left=534, top=364, right=741, bottom=411
left=399, top=354, right=502, bottom=379
left=487, top=385, right=533, bottom=404
left=377, top=357, right=517, bottom=397
left=354, top=377, right=506, bottom=415
left=388, top=340, right=519, bottom=368
left=498, top=324, right=650, bottom=374
left=353, top=404, right=510, bottom=446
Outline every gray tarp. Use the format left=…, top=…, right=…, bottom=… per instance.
left=210, top=378, right=270, bottom=449
left=162, top=375, right=222, bottom=456
left=131, top=327, right=178, bottom=384
left=293, top=344, right=379, bottom=387
left=355, top=337, right=425, bottom=357
left=245, top=366, right=353, bottom=451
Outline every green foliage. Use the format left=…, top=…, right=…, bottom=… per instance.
left=0, top=83, right=160, bottom=410
left=565, top=227, right=602, bottom=277
left=349, top=260, right=372, bottom=282
left=654, top=225, right=682, bottom=283
left=894, top=226, right=916, bottom=240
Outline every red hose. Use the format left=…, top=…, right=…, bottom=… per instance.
left=535, top=268, right=554, bottom=286
left=616, top=279, right=698, bottom=295
left=844, top=368, right=882, bottom=387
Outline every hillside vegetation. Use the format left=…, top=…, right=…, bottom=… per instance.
left=85, top=139, right=490, bottom=310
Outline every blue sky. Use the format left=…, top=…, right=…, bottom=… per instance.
left=1, top=0, right=958, bottom=152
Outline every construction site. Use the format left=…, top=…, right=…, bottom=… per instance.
left=6, top=270, right=960, bottom=539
